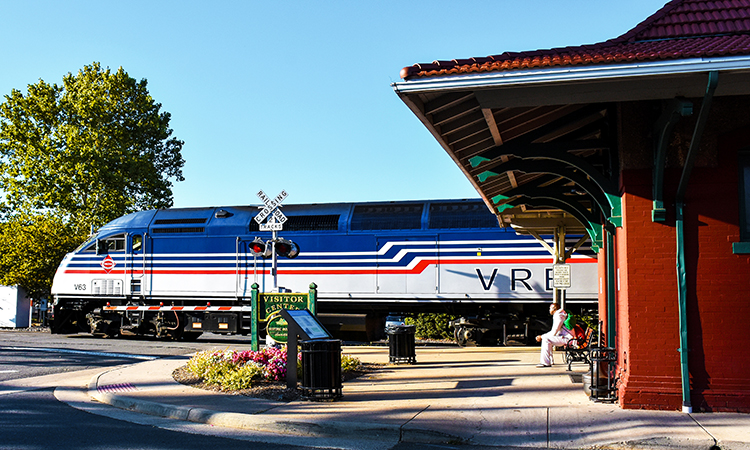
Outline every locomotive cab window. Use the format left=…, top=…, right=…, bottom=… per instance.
left=94, top=234, right=126, bottom=254
left=131, top=235, right=142, bottom=253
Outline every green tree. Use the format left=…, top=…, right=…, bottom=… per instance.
left=0, top=62, right=184, bottom=232
left=0, top=214, right=86, bottom=299
left=0, top=63, right=185, bottom=298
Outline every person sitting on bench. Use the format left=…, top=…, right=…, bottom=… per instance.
left=535, top=302, right=573, bottom=368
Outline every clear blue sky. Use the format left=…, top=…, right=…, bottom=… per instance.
left=1, top=1, right=668, bottom=208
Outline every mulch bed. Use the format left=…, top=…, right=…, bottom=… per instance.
left=172, top=363, right=380, bottom=402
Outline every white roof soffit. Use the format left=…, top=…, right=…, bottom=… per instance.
left=392, top=55, right=750, bottom=96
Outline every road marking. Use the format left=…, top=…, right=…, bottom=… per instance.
left=98, top=383, right=138, bottom=393
left=1, top=346, right=158, bottom=360
left=0, top=370, right=18, bottom=373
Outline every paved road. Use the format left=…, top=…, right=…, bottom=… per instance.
left=2, top=388, right=325, bottom=450
left=0, top=329, right=368, bottom=449
left=0, top=328, right=244, bottom=383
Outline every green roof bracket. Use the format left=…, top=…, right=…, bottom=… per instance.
left=469, top=155, right=492, bottom=168
left=478, top=170, right=500, bottom=183
left=496, top=203, right=515, bottom=213
left=487, top=148, right=623, bottom=228
left=484, top=158, right=621, bottom=229
left=519, top=195, right=603, bottom=252
left=605, top=192, right=623, bottom=228
left=491, top=193, right=511, bottom=204
left=491, top=194, right=515, bottom=213
left=587, top=224, right=603, bottom=254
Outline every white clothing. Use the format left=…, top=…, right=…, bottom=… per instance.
left=539, top=309, right=572, bottom=366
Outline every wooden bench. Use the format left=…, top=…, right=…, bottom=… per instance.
left=563, top=326, right=596, bottom=371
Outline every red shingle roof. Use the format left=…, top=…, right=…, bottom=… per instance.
left=401, top=0, right=750, bottom=80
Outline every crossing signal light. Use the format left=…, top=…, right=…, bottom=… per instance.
left=249, top=237, right=271, bottom=258
left=274, top=238, right=300, bottom=259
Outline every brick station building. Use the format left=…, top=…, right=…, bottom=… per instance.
left=393, top=0, right=750, bottom=412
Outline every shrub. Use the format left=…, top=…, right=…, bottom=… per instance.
left=405, top=313, right=458, bottom=340
left=341, top=354, right=361, bottom=373
left=221, top=362, right=264, bottom=390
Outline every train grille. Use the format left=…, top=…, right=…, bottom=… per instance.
left=92, top=279, right=123, bottom=296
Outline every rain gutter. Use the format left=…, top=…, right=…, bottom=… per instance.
left=674, top=70, right=718, bottom=414
left=392, top=56, right=748, bottom=93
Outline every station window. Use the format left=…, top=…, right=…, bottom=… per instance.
left=734, top=150, right=750, bottom=254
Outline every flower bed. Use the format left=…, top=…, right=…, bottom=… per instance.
left=184, top=346, right=362, bottom=392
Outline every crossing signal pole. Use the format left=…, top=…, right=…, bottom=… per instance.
left=254, top=190, right=299, bottom=292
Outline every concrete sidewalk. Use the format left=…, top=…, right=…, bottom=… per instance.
left=87, top=345, right=749, bottom=449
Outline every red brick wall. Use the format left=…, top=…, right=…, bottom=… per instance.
left=616, top=128, right=750, bottom=412
left=617, top=169, right=683, bottom=410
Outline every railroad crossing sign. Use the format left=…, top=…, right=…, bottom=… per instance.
left=255, top=190, right=287, bottom=231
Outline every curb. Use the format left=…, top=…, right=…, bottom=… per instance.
left=87, top=369, right=460, bottom=444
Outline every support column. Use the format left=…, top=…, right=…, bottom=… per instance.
left=554, top=225, right=567, bottom=309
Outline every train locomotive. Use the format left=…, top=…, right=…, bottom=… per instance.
left=50, top=198, right=598, bottom=343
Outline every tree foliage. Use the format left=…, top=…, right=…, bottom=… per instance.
left=0, top=214, right=86, bottom=299
left=0, top=62, right=184, bottom=232
left=0, top=62, right=185, bottom=298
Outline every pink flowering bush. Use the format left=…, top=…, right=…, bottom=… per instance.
left=230, top=346, right=290, bottom=381
left=186, top=346, right=302, bottom=390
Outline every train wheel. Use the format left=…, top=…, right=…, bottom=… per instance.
left=455, top=326, right=480, bottom=347
left=455, top=327, right=467, bottom=347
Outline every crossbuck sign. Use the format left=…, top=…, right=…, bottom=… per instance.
left=255, top=190, right=287, bottom=231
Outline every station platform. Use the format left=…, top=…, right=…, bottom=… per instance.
left=84, top=345, right=749, bottom=449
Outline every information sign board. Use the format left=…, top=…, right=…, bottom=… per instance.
left=261, top=292, right=309, bottom=343
left=553, top=263, right=572, bottom=289
left=284, top=309, right=330, bottom=340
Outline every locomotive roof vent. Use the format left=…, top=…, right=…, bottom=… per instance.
left=154, top=218, right=208, bottom=225
left=351, top=204, right=423, bottom=231
left=429, top=202, right=499, bottom=229
left=151, top=227, right=206, bottom=234
left=249, top=214, right=340, bottom=232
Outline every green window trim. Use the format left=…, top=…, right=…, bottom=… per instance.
left=732, top=242, right=750, bottom=254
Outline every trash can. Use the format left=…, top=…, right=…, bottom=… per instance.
left=588, top=346, right=617, bottom=402
left=386, top=324, right=416, bottom=364
left=300, top=339, right=342, bottom=400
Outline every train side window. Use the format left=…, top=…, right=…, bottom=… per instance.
left=80, top=240, right=97, bottom=253
left=96, top=234, right=126, bottom=254
left=132, top=235, right=142, bottom=253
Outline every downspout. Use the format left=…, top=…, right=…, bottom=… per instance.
left=674, top=70, right=718, bottom=414
left=606, top=230, right=616, bottom=347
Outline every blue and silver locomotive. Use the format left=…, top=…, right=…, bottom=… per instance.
left=50, top=199, right=597, bottom=342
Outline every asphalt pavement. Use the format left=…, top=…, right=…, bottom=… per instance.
left=81, top=345, right=749, bottom=449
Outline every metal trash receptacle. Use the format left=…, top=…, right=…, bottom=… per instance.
left=300, top=339, right=342, bottom=400
left=588, top=346, right=617, bottom=402
left=387, top=324, right=416, bottom=364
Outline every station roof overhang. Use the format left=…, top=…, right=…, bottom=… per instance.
left=392, top=55, right=750, bottom=246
